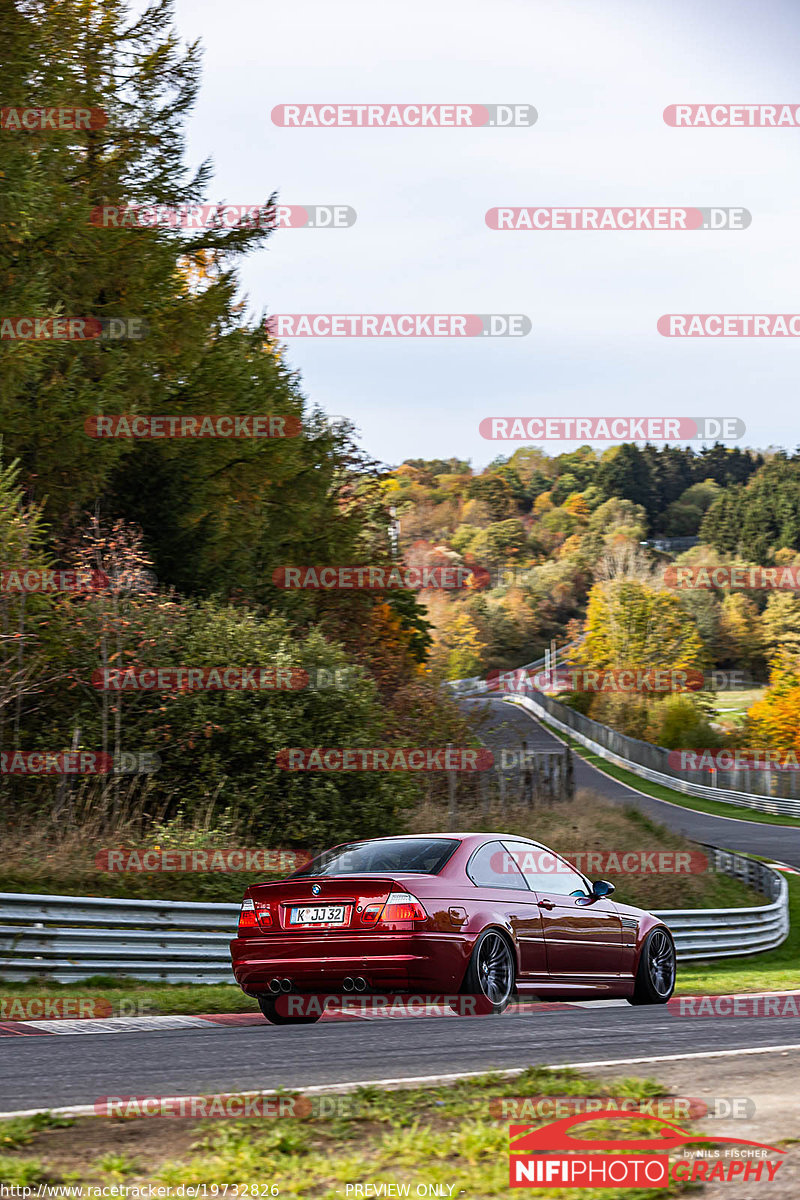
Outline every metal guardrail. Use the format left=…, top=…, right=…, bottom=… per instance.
left=0, top=847, right=788, bottom=982
left=660, top=846, right=789, bottom=960
left=504, top=690, right=800, bottom=817
left=0, top=893, right=239, bottom=984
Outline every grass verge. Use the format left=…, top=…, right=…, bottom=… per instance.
left=0, top=1067, right=701, bottom=1195
left=0, top=978, right=254, bottom=1017
left=708, top=687, right=766, bottom=725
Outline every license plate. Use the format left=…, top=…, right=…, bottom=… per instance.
left=289, top=905, right=348, bottom=926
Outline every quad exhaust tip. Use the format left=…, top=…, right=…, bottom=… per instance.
left=342, top=977, right=367, bottom=992
left=268, top=978, right=282, bottom=994
left=280, top=978, right=292, bottom=992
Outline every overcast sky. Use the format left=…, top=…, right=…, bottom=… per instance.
left=173, top=0, right=800, bottom=469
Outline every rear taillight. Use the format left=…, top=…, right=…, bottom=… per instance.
left=238, top=897, right=257, bottom=930
left=371, top=891, right=428, bottom=926
left=238, top=897, right=272, bottom=931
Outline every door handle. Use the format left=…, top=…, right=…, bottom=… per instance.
left=537, top=899, right=555, bottom=910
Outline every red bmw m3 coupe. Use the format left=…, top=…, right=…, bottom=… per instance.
left=230, top=833, right=676, bottom=1024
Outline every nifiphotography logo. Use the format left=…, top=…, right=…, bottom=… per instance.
left=508, top=1110, right=784, bottom=1188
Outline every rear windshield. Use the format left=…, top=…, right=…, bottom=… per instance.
left=289, top=838, right=460, bottom=878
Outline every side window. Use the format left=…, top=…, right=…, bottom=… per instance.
left=467, top=840, right=528, bottom=889
left=502, top=841, right=590, bottom=897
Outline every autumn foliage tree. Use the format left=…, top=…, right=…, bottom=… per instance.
left=747, top=651, right=800, bottom=755
left=575, top=579, right=705, bottom=677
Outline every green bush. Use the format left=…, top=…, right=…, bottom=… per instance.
left=15, top=601, right=419, bottom=846
left=644, top=694, right=723, bottom=750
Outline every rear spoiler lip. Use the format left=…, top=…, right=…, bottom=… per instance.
left=244, top=875, right=405, bottom=898
left=246, top=872, right=436, bottom=889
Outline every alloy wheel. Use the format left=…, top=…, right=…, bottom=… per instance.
left=647, top=929, right=676, bottom=996
left=477, top=932, right=514, bottom=1004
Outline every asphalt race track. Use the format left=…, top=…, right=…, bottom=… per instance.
left=3, top=1005, right=800, bottom=1113
left=462, top=695, right=800, bottom=868
left=1, top=693, right=798, bottom=1113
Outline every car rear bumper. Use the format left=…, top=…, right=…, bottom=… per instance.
left=230, top=932, right=470, bottom=995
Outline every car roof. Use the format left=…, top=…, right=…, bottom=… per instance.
left=331, top=833, right=515, bottom=841
left=320, top=833, right=551, bottom=852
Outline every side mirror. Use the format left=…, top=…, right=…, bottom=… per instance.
left=591, top=879, right=615, bottom=898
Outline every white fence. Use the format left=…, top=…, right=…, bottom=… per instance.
left=505, top=691, right=800, bottom=817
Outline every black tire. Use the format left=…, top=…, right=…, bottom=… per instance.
left=628, top=927, right=676, bottom=1005
left=460, top=929, right=516, bottom=1014
left=257, top=995, right=322, bottom=1025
